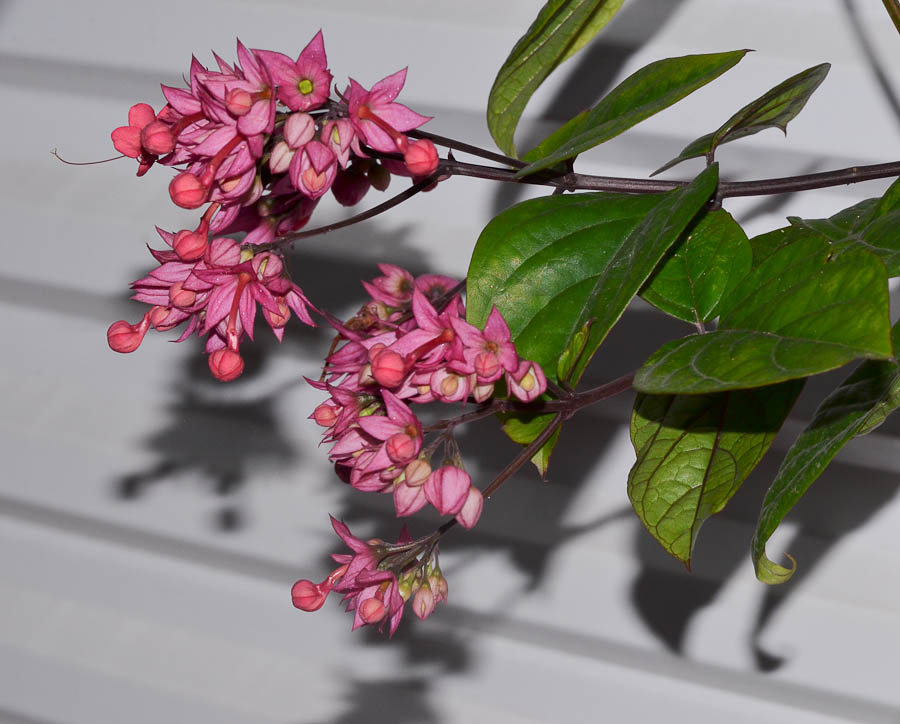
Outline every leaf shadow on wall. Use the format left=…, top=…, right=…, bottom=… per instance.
left=628, top=366, right=900, bottom=670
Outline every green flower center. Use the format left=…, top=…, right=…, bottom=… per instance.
left=298, top=78, right=314, bottom=95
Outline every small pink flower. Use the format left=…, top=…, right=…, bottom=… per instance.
left=346, top=69, right=432, bottom=153
left=507, top=359, right=548, bottom=403
left=255, top=31, right=332, bottom=112
left=289, top=140, right=337, bottom=198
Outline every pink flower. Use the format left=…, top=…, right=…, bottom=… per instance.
left=346, top=69, right=431, bottom=153
left=506, top=359, right=548, bottom=403
left=289, top=140, right=337, bottom=198
left=292, top=518, right=447, bottom=635
left=255, top=31, right=332, bottom=112
left=111, top=103, right=173, bottom=176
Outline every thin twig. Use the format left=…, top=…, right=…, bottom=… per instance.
left=408, top=129, right=526, bottom=168
left=438, top=158, right=900, bottom=197
left=481, top=413, right=566, bottom=501
left=258, top=171, right=439, bottom=251
left=883, top=0, right=900, bottom=36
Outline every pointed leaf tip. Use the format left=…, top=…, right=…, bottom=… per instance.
left=754, top=551, right=796, bottom=585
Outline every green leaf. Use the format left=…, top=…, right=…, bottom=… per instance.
left=634, top=234, right=893, bottom=394
left=517, top=50, right=748, bottom=175
left=467, top=165, right=717, bottom=471
left=640, top=208, right=752, bottom=324
left=747, top=224, right=814, bottom=269
left=487, top=0, right=625, bottom=157
left=468, top=164, right=718, bottom=383
left=629, top=381, right=803, bottom=566
left=788, top=176, right=900, bottom=275
left=653, top=63, right=830, bottom=175
left=501, top=412, right=561, bottom=477
left=752, top=320, right=900, bottom=583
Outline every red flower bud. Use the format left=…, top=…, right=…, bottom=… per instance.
left=169, top=172, right=209, bottom=209
left=107, top=319, right=146, bottom=353
left=371, top=349, right=406, bottom=388
left=404, top=139, right=439, bottom=176
left=140, top=120, right=175, bottom=155
left=173, top=229, right=208, bottom=262
left=209, top=348, right=244, bottom=381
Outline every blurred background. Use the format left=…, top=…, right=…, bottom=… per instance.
left=3, top=1, right=900, bottom=721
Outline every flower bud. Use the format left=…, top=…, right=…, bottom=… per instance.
left=209, top=348, right=244, bottom=381
left=312, top=403, right=338, bottom=428
left=472, top=380, right=495, bottom=403
left=372, top=349, right=406, bottom=388
left=507, top=360, right=547, bottom=403
left=386, top=433, right=416, bottom=464
left=140, top=120, right=175, bottom=155
left=331, top=167, right=371, bottom=207
left=412, top=585, right=436, bottom=620
left=149, top=306, right=179, bottom=331
left=474, top=351, right=501, bottom=381
left=291, top=579, right=327, bottom=611
left=455, top=486, right=484, bottom=530
left=425, top=466, right=471, bottom=516
left=269, top=140, right=295, bottom=174
left=226, top=88, right=253, bottom=116
left=173, top=229, right=208, bottom=261
left=393, top=479, right=427, bottom=517
left=263, top=300, right=290, bottom=329
left=358, top=596, right=386, bottom=624
left=404, top=139, right=439, bottom=176
left=284, top=112, right=315, bottom=149
left=367, top=162, right=391, bottom=192
left=169, top=172, right=208, bottom=209
left=107, top=319, right=147, bottom=353
left=404, top=459, right=431, bottom=487
left=168, top=281, right=196, bottom=308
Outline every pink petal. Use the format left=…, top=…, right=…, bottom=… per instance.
left=455, top=486, right=484, bottom=529
left=393, top=481, right=427, bottom=517
left=369, top=68, right=407, bottom=105
left=298, top=30, right=327, bottom=67
left=128, top=103, right=156, bottom=128
left=424, top=466, right=470, bottom=516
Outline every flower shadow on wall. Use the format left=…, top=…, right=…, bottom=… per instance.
left=111, top=230, right=427, bottom=530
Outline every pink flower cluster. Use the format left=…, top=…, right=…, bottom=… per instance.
left=108, top=231, right=315, bottom=380
left=310, top=264, right=548, bottom=527
left=107, top=33, right=441, bottom=380
left=292, top=517, right=448, bottom=635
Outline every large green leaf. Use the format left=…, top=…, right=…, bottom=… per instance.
left=517, top=50, right=748, bottom=176
left=640, top=208, right=752, bottom=324
left=752, top=320, right=900, bottom=584
left=653, top=63, right=830, bottom=175
left=467, top=165, right=718, bottom=470
left=634, top=234, right=893, bottom=394
left=629, top=381, right=803, bottom=566
left=487, top=0, right=624, bottom=157
left=788, top=176, right=900, bottom=276
left=468, top=165, right=718, bottom=381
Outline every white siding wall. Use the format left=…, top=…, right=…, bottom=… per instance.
left=2, top=1, right=900, bottom=722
